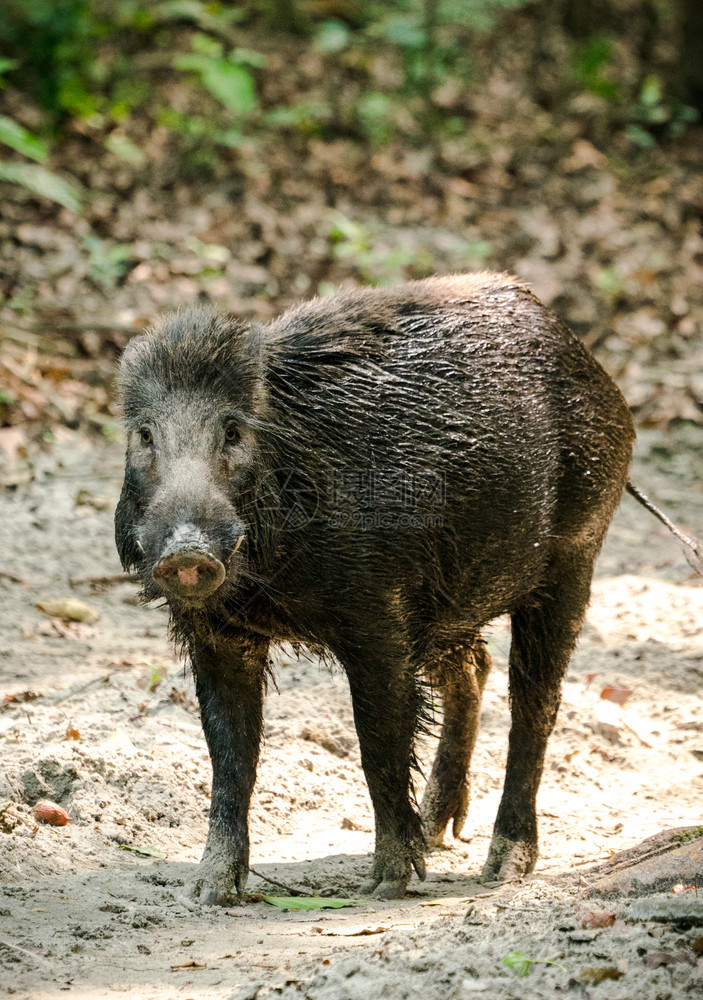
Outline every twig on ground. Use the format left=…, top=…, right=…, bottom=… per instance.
left=51, top=672, right=114, bottom=705
left=0, top=939, right=53, bottom=967
left=249, top=867, right=306, bottom=897
left=0, top=570, right=33, bottom=587
left=69, top=572, right=139, bottom=588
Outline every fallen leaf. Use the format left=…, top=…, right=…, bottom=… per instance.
left=63, top=723, right=80, bottom=741
left=672, top=883, right=698, bottom=893
left=263, top=896, right=355, bottom=910
left=2, top=690, right=39, bottom=709
left=644, top=951, right=695, bottom=969
left=0, top=426, right=28, bottom=461
left=33, top=800, right=70, bottom=826
left=321, top=926, right=389, bottom=936
left=580, top=966, right=623, bottom=985
left=170, top=961, right=207, bottom=971
left=580, top=909, right=616, bottom=929
left=600, top=686, right=631, bottom=706
left=36, top=599, right=99, bottom=624
left=118, top=844, right=166, bottom=858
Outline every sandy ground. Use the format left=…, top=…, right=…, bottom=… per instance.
left=1, top=425, right=703, bottom=1000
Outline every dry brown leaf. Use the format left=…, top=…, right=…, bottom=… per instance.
left=33, top=800, right=70, bottom=826
left=580, top=909, right=616, bottom=929
left=644, top=952, right=695, bottom=969
left=600, top=686, right=631, bottom=707
left=36, top=599, right=99, bottom=624
left=580, top=966, right=623, bottom=985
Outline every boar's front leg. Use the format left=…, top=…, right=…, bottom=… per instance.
left=340, top=635, right=426, bottom=900
left=189, top=630, right=268, bottom=905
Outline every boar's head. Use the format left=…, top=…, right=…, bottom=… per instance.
left=115, top=307, right=270, bottom=606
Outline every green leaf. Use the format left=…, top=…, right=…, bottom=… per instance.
left=315, top=20, right=351, bottom=54
left=0, top=58, right=19, bottom=76
left=191, top=31, right=223, bottom=59
left=503, top=951, right=533, bottom=977
left=0, top=163, right=81, bottom=212
left=232, top=48, right=267, bottom=69
left=118, top=844, right=166, bottom=858
left=175, top=51, right=257, bottom=115
left=0, top=115, right=47, bottom=162
left=105, top=133, right=146, bottom=166
left=201, top=60, right=256, bottom=114
left=503, top=951, right=565, bottom=978
left=263, top=896, right=355, bottom=910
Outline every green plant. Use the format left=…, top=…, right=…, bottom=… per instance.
left=83, top=236, right=133, bottom=288
left=574, top=35, right=621, bottom=101
left=503, top=951, right=565, bottom=978
left=366, top=0, right=531, bottom=98
left=0, top=61, right=82, bottom=211
left=174, top=33, right=263, bottom=117
left=625, top=74, right=698, bottom=147
left=0, top=0, right=107, bottom=119
left=327, top=214, right=491, bottom=286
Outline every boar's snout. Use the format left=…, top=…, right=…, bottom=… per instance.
left=153, top=549, right=226, bottom=600
left=151, top=524, right=231, bottom=601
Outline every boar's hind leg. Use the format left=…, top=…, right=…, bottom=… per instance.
left=420, top=636, right=491, bottom=847
left=190, top=632, right=269, bottom=905
left=482, top=551, right=595, bottom=883
left=343, top=642, right=426, bottom=900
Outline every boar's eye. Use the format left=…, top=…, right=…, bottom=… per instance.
left=224, top=421, right=240, bottom=446
left=139, top=426, right=153, bottom=446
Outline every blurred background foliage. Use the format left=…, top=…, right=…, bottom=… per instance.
left=0, top=0, right=702, bottom=449
left=1, top=0, right=700, bottom=169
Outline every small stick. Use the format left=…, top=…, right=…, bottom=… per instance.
left=0, top=570, right=32, bottom=586
left=51, top=672, right=114, bottom=705
left=0, top=939, right=52, bottom=967
left=68, top=572, right=138, bottom=588
left=249, top=867, right=306, bottom=897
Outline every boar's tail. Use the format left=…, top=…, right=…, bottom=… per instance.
left=626, top=481, right=703, bottom=576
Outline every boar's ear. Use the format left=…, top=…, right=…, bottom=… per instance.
left=228, top=319, right=268, bottom=409
left=114, top=471, right=143, bottom=571
left=228, top=319, right=265, bottom=363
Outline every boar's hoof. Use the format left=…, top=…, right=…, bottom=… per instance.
left=420, top=782, right=469, bottom=849
left=153, top=550, right=226, bottom=601
left=189, top=848, right=248, bottom=905
left=360, top=834, right=426, bottom=898
left=480, top=833, right=537, bottom=884
left=360, top=878, right=408, bottom=900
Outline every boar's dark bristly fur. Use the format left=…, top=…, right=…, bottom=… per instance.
left=115, top=273, right=635, bottom=904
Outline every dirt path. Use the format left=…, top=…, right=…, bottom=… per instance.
left=1, top=426, right=703, bottom=999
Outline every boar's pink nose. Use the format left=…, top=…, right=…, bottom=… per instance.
left=153, top=550, right=226, bottom=600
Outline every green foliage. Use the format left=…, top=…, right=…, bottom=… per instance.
left=625, top=74, right=698, bottom=147
left=265, top=100, right=333, bottom=137
left=592, top=265, right=627, bottom=308
left=263, top=896, right=355, bottom=910
left=327, top=214, right=490, bottom=286
left=0, top=0, right=107, bottom=119
left=104, top=132, right=146, bottom=165
left=0, top=115, right=48, bottom=162
left=83, top=236, right=133, bottom=288
left=314, top=20, right=352, bottom=54
left=174, top=34, right=262, bottom=116
left=0, top=162, right=81, bottom=211
left=367, top=0, right=531, bottom=95
left=503, top=951, right=565, bottom=978
left=574, top=36, right=621, bottom=101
